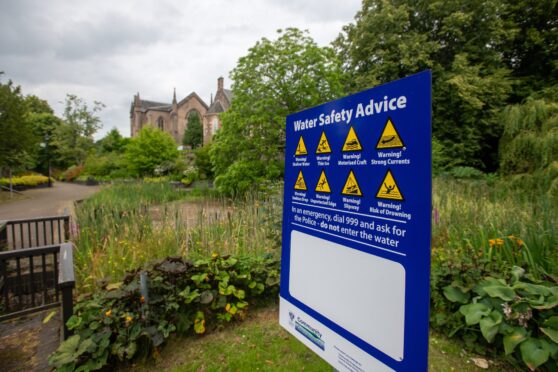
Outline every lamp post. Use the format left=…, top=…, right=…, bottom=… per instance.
left=44, top=133, right=52, bottom=188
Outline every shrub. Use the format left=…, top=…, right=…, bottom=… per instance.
left=125, top=127, right=179, bottom=177
left=434, top=265, right=558, bottom=370
left=49, top=254, right=279, bottom=371
left=61, top=165, right=84, bottom=182
left=0, top=174, right=52, bottom=188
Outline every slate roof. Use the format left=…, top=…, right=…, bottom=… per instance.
left=224, top=89, right=233, bottom=104
left=206, top=100, right=225, bottom=114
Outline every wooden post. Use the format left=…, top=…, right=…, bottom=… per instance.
left=58, top=243, right=75, bottom=340
left=0, top=221, right=7, bottom=251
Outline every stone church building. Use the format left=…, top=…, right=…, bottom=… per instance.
left=130, top=77, right=232, bottom=145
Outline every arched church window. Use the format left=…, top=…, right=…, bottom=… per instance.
left=157, top=117, right=164, bottom=131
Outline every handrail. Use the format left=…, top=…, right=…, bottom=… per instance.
left=0, top=242, right=75, bottom=340
left=1, top=214, right=70, bottom=250
left=4, top=215, right=70, bottom=224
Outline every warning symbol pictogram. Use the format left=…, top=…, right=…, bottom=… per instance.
left=376, top=117, right=405, bottom=150
left=294, top=170, right=307, bottom=191
left=341, top=170, right=363, bottom=197
left=295, top=136, right=308, bottom=156
left=342, top=127, right=363, bottom=152
left=316, top=131, right=332, bottom=154
left=315, top=170, right=331, bottom=193
left=376, top=169, right=404, bottom=201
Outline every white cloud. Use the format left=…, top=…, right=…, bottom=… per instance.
left=0, top=0, right=361, bottom=139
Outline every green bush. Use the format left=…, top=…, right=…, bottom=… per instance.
left=49, top=254, right=279, bottom=371
left=84, top=153, right=127, bottom=178
left=125, top=127, right=179, bottom=177
left=433, top=264, right=558, bottom=370
left=194, top=144, right=214, bottom=180
left=0, top=174, right=52, bottom=188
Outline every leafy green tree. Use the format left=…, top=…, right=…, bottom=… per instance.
left=53, top=94, right=104, bottom=166
left=183, top=111, right=203, bottom=149
left=335, top=0, right=513, bottom=171
left=211, top=28, right=345, bottom=195
left=0, top=76, right=38, bottom=175
left=194, top=144, right=214, bottom=179
left=96, top=128, right=128, bottom=154
left=126, top=126, right=179, bottom=177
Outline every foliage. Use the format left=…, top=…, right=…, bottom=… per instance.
left=499, top=98, right=558, bottom=174
left=61, top=165, right=85, bottom=182
left=182, top=111, right=203, bottom=149
left=52, top=95, right=104, bottom=167
left=84, top=152, right=129, bottom=178
left=73, top=182, right=282, bottom=290
left=335, top=0, right=523, bottom=171
left=125, top=127, right=179, bottom=177
left=96, top=128, right=128, bottom=154
left=0, top=174, right=52, bottom=188
left=210, top=28, right=345, bottom=195
left=0, top=77, right=38, bottom=171
left=49, top=254, right=280, bottom=371
left=194, top=144, right=213, bottom=180
left=432, top=263, right=558, bottom=370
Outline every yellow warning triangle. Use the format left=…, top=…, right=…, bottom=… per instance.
left=376, top=169, right=404, bottom=201
left=342, top=126, right=363, bottom=152
left=294, top=170, right=307, bottom=191
left=376, top=117, right=405, bottom=149
left=295, top=136, right=308, bottom=156
left=315, top=170, right=331, bottom=193
left=316, top=131, right=332, bottom=154
left=341, top=170, right=363, bottom=197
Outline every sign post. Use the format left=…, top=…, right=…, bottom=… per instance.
left=280, top=71, right=432, bottom=371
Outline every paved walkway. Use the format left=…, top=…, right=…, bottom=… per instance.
left=0, top=182, right=100, bottom=370
left=0, top=182, right=100, bottom=220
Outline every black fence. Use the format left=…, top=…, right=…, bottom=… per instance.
left=0, top=215, right=70, bottom=251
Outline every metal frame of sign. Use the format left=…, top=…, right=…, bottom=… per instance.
left=280, top=71, right=432, bottom=371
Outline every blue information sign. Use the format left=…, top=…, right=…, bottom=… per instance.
left=279, top=71, right=432, bottom=371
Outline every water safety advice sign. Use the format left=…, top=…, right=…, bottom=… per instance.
left=280, top=71, right=432, bottom=371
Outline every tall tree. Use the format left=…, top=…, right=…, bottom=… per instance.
left=183, top=111, right=203, bottom=149
left=0, top=76, right=38, bottom=175
left=53, top=94, right=104, bottom=166
left=210, top=28, right=345, bottom=195
left=335, top=0, right=513, bottom=171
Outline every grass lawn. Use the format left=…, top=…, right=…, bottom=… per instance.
left=124, top=305, right=517, bottom=372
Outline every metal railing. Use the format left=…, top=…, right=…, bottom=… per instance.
left=0, top=215, right=70, bottom=251
left=0, top=242, right=75, bottom=339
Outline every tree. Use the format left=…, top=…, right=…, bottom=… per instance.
left=96, top=128, right=128, bottom=154
left=210, top=28, right=345, bottom=195
left=126, top=126, right=179, bottom=177
left=335, top=0, right=513, bottom=171
left=53, top=94, right=104, bottom=166
left=183, top=111, right=203, bottom=148
left=0, top=76, right=38, bottom=175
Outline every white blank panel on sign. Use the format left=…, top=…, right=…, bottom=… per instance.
left=289, top=230, right=406, bottom=361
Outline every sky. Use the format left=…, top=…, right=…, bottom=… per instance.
left=0, top=0, right=361, bottom=139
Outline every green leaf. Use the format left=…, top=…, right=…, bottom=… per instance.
left=48, top=335, right=80, bottom=367
left=479, top=310, right=503, bottom=343
left=233, top=289, right=246, bottom=300
left=540, top=316, right=558, bottom=343
left=503, top=327, right=527, bottom=355
left=482, top=284, right=515, bottom=301
left=540, top=327, right=558, bottom=344
left=76, top=338, right=96, bottom=357
left=443, top=284, right=470, bottom=304
left=459, top=303, right=491, bottom=325
left=513, top=282, right=550, bottom=296
left=520, top=338, right=550, bottom=370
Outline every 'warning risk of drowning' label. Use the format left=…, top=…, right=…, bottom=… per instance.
left=281, top=71, right=432, bottom=372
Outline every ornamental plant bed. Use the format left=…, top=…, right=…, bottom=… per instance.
left=49, top=253, right=280, bottom=371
